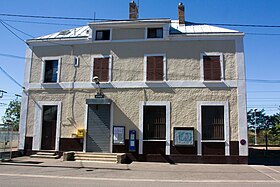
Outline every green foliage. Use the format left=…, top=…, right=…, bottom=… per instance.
left=247, top=109, right=267, bottom=131
left=1, top=100, right=21, bottom=131
left=247, top=108, right=280, bottom=145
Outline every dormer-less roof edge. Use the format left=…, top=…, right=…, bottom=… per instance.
left=89, top=18, right=171, bottom=27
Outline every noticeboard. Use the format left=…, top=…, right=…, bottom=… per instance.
left=173, top=127, right=194, bottom=146
left=113, top=126, right=125, bottom=145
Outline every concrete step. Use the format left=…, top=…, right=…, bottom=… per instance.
left=74, top=152, right=126, bottom=163
left=36, top=152, right=56, bottom=156
left=30, top=154, right=60, bottom=159
left=74, top=153, right=117, bottom=158
left=74, top=156, right=117, bottom=163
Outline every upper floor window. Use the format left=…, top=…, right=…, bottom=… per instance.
left=145, top=55, right=166, bottom=81
left=43, top=59, right=59, bottom=83
left=147, top=28, right=163, bottom=38
left=93, top=57, right=110, bottom=82
left=201, top=53, right=224, bottom=81
left=95, top=30, right=110, bottom=40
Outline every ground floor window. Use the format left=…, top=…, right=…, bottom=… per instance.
left=143, top=106, right=166, bottom=140
left=202, top=106, right=224, bottom=140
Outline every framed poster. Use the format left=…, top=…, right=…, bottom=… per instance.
left=113, top=126, right=125, bottom=145
left=173, top=127, right=194, bottom=146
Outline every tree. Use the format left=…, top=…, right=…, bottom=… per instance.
left=2, top=100, right=21, bottom=131
left=247, top=109, right=267, bottom=131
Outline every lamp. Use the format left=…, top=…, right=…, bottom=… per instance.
left=92, top=76, right=104, bottom=98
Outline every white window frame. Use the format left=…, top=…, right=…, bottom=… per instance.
left=41, top=57, right=61, bottom=83
left=197, top=101, right=229, bottom=156
left=91, top=55, right=113, bottom=83
left=145, top=25, right=169, bottom=40
left=139, top=101, right=171, bottom=155
left=32, top=101, right=62, bottom=151
left=200, top=52, right=224, bottom=82
left=93, top=29, right=112, bottom=41
left=144, top=54, right=167, bottom=82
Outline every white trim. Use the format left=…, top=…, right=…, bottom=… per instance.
left=83, top=104, right=88, bottom=152
left=200, top=52, right=224, bottom=82
left=27, top=80, right=238, bottom=90
left=144, top=54, right=167, bottom=82
left=235, top=37, right=248, bottom=156
left=32, top=101, right=62, bottom=151
left=139, top=101, right=171, bottom=155
left=27, top=35, right=244, bottom=47
left=19, top=46, right=33, bottom=150
left=41, top=57, right=62, bottom=83
left=197, top=101, right=230, bottom=156
left=109, top=103, right=114, bottom=153
left=91, top=55, right=113, bottom=83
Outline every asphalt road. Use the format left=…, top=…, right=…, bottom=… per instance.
left=0, top=160, right=280, bottom=187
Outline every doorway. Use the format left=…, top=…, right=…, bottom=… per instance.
left=41, top=106, right=57, bottom=150
left=86, top=104, right=111, bottom=152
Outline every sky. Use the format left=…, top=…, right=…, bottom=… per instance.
left=0, top=0, right=280, bottom=123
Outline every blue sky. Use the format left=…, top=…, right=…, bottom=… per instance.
left=0, top=0, right=280, bottom=123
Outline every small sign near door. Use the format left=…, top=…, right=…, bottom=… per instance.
left=113, top=126, right=125, bottom=145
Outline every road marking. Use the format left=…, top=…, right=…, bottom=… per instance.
left=0, top=173, right=278, bottom=183
left=251, top=166, right=280, bottom=182
left=266, top=166, right=280, bottom=174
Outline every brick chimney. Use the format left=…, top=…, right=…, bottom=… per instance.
left=178, top=2, right=185, bottom=25
left=129, top=0, right=138, bottom=20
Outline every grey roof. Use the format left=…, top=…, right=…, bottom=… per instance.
left=35, top=26, right=90, bottom=40
left=31, top=19, right=240, bottom=41
left=170, top=20, right=239, bottom=34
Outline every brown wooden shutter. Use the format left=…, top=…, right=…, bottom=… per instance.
left=203, top=56, right=221, bottom=81
left=94, top=57, right=109, bottom=82
left=147, top=56, right=163, bottom=81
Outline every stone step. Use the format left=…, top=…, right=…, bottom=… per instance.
left=36, top=152, right=56, bottom=156
left=30, top=154, right=60, bottom=159
left=74, top=156, right=117, bottom=163
left=74, top=154, right=117, bottom=158
left=63, top=152, right=127, bottom=163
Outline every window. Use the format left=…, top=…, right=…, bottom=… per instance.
left=202, top=106, right=224, bottom=140
left=44, top=60, right=58, bottom=83
left=146, top=56, right=164, bottom=81
left=143, top=106, right=166, bottom=140
left=93, top=57, right=109, bottom=82
left=203, top=55, right=222, bottom=81
left=95, top=30, right=110, bottom=40
left=147, top=28, right=163, bottom=38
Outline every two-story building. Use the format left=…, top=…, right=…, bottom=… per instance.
left=19, top=1, right=248, bottom=163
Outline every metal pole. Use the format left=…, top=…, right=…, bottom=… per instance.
left=254, top=109, right=258, bottom=145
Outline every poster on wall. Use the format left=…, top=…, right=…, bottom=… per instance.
left=113, top=126, right=125, bottom=145
left=174, top=127, right=194, bottom=146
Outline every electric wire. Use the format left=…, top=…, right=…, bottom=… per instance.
left=1, top=13, right=280, bottom=28
left=0, top=66, right=24, bottom=89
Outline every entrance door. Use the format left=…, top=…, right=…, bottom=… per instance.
left=86, top=104, right=111, bottom=152
left=41, top=106, right=57, bottom=150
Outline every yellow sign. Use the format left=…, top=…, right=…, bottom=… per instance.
left=76, top=129, right=84, bottom=138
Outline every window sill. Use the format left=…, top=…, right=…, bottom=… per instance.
left=143, top=139, right=166, bottom=142
left=145, top=80, right=166, bottom=83
left=201, top=140, right=225, bottom=143
left=145, top=38, right=165, bottom=41
left=202, top=80, right=224, bottom=83
left=41, top=82, right=59, bottom=84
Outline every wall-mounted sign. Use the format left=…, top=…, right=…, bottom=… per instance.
left=113, top=126, right=125, bottom=145
left=174, top=127, right=194, bottom=146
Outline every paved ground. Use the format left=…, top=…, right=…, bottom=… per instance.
left=0, top=157, right=280, bottom=187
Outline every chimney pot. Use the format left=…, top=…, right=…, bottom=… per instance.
left=178, top=2, right=185, bottom=25
left=129, top=0, right=138, bottom=20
